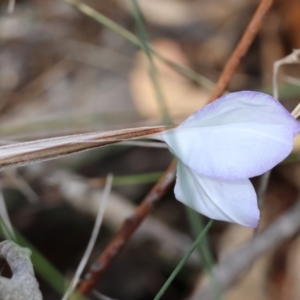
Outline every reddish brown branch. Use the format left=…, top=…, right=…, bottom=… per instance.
left=78, top=160, right=177, bottom=295
left=77, top=0, right=273, bottom=296
left=208, top=0, right=274, bottom=102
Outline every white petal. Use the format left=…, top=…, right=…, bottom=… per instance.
left=160, top=91, right=300, bottom=179
left=174, top=161, right=260, bottom=227
left=181, top=91, right=300, bottom=134
left=162, top=123, right=295, bottom=179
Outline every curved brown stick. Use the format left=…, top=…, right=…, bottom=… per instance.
left=78, top=160, right=177, bottom=294
left=208, top=0, right=274, bottom=102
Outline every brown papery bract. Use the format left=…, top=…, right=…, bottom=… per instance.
left=0, top=126, right=169, bottom=170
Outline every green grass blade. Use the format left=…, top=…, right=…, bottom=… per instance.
left=186, top=208, right=215, bottom=272
left=153, top=219, right=214, bottom=300
left=130, top=0, right=171, bottom=124
left=61, top=0, right=214, bottom=89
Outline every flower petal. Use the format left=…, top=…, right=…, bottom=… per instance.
left=160, top=91, right=300, bottom=179
left=174, top=161, right=259, bottom=227
left=181, top=91, right=300, bottom=135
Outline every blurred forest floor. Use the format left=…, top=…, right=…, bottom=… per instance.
left=1, top=0, right=300, bottom=299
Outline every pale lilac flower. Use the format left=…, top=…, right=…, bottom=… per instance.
left=155, top=91, right=300, bottom=227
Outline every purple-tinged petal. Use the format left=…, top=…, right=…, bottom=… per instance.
left=160, top=91, right=300, bottom=179
left=175, top=161, right=259, bottom=227
left=181, top=91, right=300, bottom=135
left=162, top=123, right=295, bottom=179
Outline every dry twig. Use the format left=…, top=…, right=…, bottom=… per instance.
left=50, top=170, right=200, bottom=265
left=78, top=160, right=177, bottom=294
left=273, top=49, right=300, bottom=101
left=188, top=201, right=300, bottom=300
left=208, top=0, right=274, bottom=102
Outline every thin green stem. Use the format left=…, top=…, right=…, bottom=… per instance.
left=153, top=220, right=214, bottom=300
left=186, top=208, right=215, bottom=272
left=64, top=0, right=140, bottom=47
left=61, top=0, right=214, bottom=89
left=131, top=0, right=171, bottom=124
